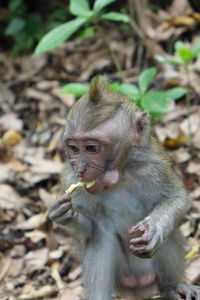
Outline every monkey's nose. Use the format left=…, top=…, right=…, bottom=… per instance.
left=77, top=168, right=87, bottom=178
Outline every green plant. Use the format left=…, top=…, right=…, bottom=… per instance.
left=155, top=40, right=200, bottom=149
left=155, top=40, right=200, bottom=66
left=5, top=0, right=44, bottom=53
left=35, top=0, right=129, bottom=75
left=4, top=0, right=71, bottom=53
left=60, top=68, right=187, bottom=119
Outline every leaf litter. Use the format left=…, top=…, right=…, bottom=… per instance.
left=0, top=1, right=200, bottom=298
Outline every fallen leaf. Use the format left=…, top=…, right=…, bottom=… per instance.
left=18, top=285, right=58, bottom=299
left=170, top=148, right=191, bottom=163
left=17, top=211, right=48, bottom=230
left=186, top=162, right=200, bottom=176
left=2, top=129, right=23, bottom=148
left=25, top=230, right=47, bottom=243
left=0, top=184, right=27, bottom=210
left=164, top=135, right=189, bottom=150
left=51, top=262, right=65, bottom=289
left=185, top=246, right=199, bottom=260
left=186, top=257, right=200, bottom=284
left=25, top=248, right=49, bottom=272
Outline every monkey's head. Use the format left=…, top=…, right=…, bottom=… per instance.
left=63, top=76, right=151, bottom=194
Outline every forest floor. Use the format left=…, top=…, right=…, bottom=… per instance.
left=0, top=1, right=200, bottom=299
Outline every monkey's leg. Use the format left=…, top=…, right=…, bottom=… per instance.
left=83, top=224, right=117, bottom=300
left=155, top=233, right=200, bottom=300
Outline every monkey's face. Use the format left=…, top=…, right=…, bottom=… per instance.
left=65, top=137, right=119, bottom=194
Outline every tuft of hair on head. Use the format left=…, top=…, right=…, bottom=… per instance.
left=88, top=75, right=110, bottom=103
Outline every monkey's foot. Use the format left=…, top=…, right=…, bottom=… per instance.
left=121, top=272, right=156, bottom=288
left=162, top=283, right=200, bottom=300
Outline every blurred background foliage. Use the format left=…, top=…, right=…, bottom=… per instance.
left=1, top=0, right=199, bottom=54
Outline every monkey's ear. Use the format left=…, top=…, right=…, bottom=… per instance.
left=132, top=111, right=151, bottom=144
left=88, top=75, right=110, bottom=103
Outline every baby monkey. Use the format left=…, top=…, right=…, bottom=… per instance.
left=49, top=76, right=200, bottom=300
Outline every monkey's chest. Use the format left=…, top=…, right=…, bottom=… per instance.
left=103, top=189, right=146, bottom=226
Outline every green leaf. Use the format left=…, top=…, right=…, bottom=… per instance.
left=94, top=0, right=116, bottom=12
left=138, top=67, right=157, bottom=94
left=60, top=83, right=89, bottom=96
left=177, top=48, right=193, bottom=64
left=35, top=17, right=86, bottom=54
left=9, top=0, right=23, bottom=11
left=154, top=55, right=181, bottom=66
left=174, top=41, right=193, bottom=64
left=109, top=83, right=139, bottom=96
left=149, top=112, right=164, bottom=120
left=5, top=17, right=26, bottom=35
left=108, top=83, right=121, bottom=92
left=191, top=39, right=200, bottom=58
left=141, top=91, right=168, bottom=113
left=101, top=12, right=129, bottom=23
left=164, top=87, right=187, bottom=101
left=79, top=26, right=95, bottom=37
left=174, top=41, right=185, bottom=51
left=69, top=0, right=92, bottom=17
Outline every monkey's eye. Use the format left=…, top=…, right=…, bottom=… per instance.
left=68, top=144, right=79, bottom=154
left=85, top=144, right=100, bottom=153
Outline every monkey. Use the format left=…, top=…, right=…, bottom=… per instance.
left=49, top=76, right=200, bottom=300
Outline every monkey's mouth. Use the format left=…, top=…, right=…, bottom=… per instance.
left=84, top=169, right=120, bottom=194
left=85, top=180, right=103, bottom=194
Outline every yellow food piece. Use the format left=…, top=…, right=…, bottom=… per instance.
left=66, top=181, right=96, bottom=195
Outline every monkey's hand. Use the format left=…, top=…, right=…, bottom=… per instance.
left=129, top=217, right=163, bottom=258
left=49, top=194, right=78, bottom=225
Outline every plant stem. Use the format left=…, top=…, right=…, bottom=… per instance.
left=96, top=25, right=124, bottom=80
left=184, top=64, right=195, bottom=153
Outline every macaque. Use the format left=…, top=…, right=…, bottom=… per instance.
left=49, top=76, right=200, bottom=300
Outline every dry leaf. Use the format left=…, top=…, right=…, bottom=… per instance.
left=0, top=184, right=26, bottom=210
left=17, top=211, right=48, bottom=230
left=30, top=159, right=63, bottom=175
left=52, top=88, right=75, bottom=107
left=186, top=162, right=200, bottom=176
left=58, top=279, right=84, bottom=300
left=0, top=113, right=23, bottom=131
left=25, top=248, right=49, bottom=272
left=170, top=148, right=191, bottom=163
left=25, top=230, right=47, bottom=243
left=5, top=159, right=28, bottom=172
left=180, top=110, right=200, bottom=136
left=185, top=246, right=199, bottom=260
left=2, top=129, right=23, bottom=148
left=18, top=285, right=58, bottom=299
left=51, top=262, right=65, bottom=289
left=68, top=266, right=82, bottom=281
left=39, top=188, right=57, bottom=207
left=186, top=257, right=200, bottom=284
left=49, top=248, right=64, bottom=261
left=164, top=135, right=189, bottom=150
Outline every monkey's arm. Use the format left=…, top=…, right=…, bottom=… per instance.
left=129, top=172, right=190, bottom=258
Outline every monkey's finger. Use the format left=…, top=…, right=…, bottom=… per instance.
left=56, top=194, right=71, bottom=205
left=49, top=203, right=72, bottom=220
left=129, top=223, right=147, bottom=234
left=53, top=215, right=73, bottom=225
left=49, top=195, right=71, bottom=212
left=129, top=237, right=148, bottom=246
left=129, top=245, right=156, bottom=258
